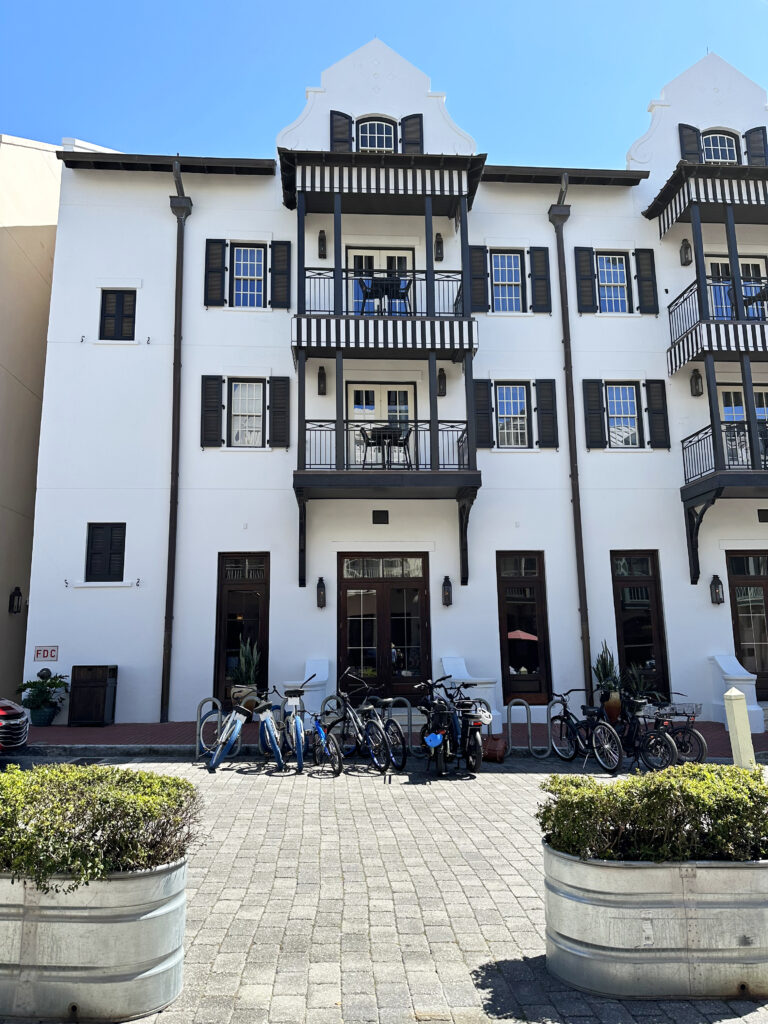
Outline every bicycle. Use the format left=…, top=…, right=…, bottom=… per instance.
left=365, top=695, right=408, bottom=771
left=324, top=667, right=391, bottom=773
left=549, top=689, right=623, bottom=773
left=281, top=674, right=316, bottom=774
left=204, top=683, right=284, bottom=773
left=439, top=678, right=491, bottom=773
left=647, top=693, right=708, bottom=763
left=612, top=693, right=678, bottom=770
left=415, top=675, right=456, bottom=775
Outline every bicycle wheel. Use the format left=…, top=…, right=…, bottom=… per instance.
left=198, top=708, right=224, bottom=755
left=550, top=715, right=578, bottom=761
left=672, top=726, right=707, bottom=764
left=294, top=716, right=304, bottom=774
left=384, top=719, right=408, bottom=771
left=331, top=717, right=359, bottom=758
left=465, top=732, right=483, bottom=773
left=264, top=716, right=285, bottom=770
left=207, top=715, right=242, bottom=773
left=435, top=742, right=446, bottom=776
left=590, top=721, right=623, bottom=774
left=365, top=719, right=390, bottom=773
left=314, top=730, right=343, bottom=776
left=640, top=730, right=677, bottom=771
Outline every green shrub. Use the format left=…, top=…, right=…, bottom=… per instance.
left=0, top=764, right=202, bottom=892
left=537, top=764, right=768, bottom=863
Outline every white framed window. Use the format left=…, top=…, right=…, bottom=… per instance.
left=231, top=245, right=266, bottom=308
left=496, top=383, right=531, bottom=448
left=703, top=132, right=739, bottom=164
left=596, top=253, right=631, bottom=313
left=357, top=119, right=396, bottom=153
left=491, top=251, right=525, bottom=312
left=228, top=378, right=265, bottom=447
left=606, top=383, right=642, bottom=448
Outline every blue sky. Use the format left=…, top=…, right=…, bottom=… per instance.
left=2, top=0, right=767, bottom=168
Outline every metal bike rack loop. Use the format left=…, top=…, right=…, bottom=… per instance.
left=195, top=697, right=242, bottom=760
left=504, top=698, right=559, bottom=759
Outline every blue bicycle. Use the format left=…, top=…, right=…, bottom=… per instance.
left=205, top=684, right=284, bottom=773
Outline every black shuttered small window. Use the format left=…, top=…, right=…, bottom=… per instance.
left=270, top=241, right=292, bottom=309
left=745, top=127, right=768, bottom=167
left=268, top=377, right=290, bottom=448
left=634, top=249, right=659, bottom=314
left=330, top=111, right=354, bottom=153
left=201, top=376, right=223, bottom=447
left=400, top=114, right=424, bottom=154
left=204, top=240, right=227, bottom=306
left=529, top=248, right=552, bottom=313
left=534, top=380, right=558, bottom=449
left=583, top=380, right=607, bottom=449
left=99, top=290, right=136, bottom=340
left=574, top=248, right=597, bottom=313
left=645, top=380, right=670, bottom=449
left=474, top=379, right=494, bottom=448
left=469, top=246, right=489, bottom=312
left=86, top=523, right=126, bottom=582
left=679, top=123, right=703, bottom=163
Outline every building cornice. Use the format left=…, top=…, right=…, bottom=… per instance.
left=57, top=152, right=276, bottom=176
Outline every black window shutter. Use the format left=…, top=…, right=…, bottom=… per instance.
left=534, top=380, right=558, bottom=448
left=108, top=523, right=126, bottom=581
left=645, top=379, right=670, bottom=449
left=268, top=376, right=290, bottom=448
left=400, top=114, right=424, bottom=154
left=529, top=247, right=551, bottom=313
left=634, top=249, right=659, bottom=314
left=574, top=248, right=597, bottom=313
left=270, top=241, right=291, bottom=309
left=679, top=123, right=703, bottom=163
left=469, top=246, right=489, bottom=312
left=745, top=127, right=768, bottom=167
left=583, top=380, right=607, bottom=449
left=474, top=380, right=494, bottom=448
left=201, top=376, right=223, bottom=447
left=330, top=110, right=353, bottom=153
left=86, top=523, right=125, bottom=582
left=204, top=240, right=227, bottom=307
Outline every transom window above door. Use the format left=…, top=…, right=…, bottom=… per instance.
left=357, top=118, right=396, bottom=152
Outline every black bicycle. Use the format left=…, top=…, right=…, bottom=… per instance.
left=415, top=675, right=455, bottom=775
left=324, top=667, right=391, bottom=774
left=550, top=689, right=623, bottom=773
left=365, top=695, right=408, bottom=771
left=610, top=692, right=678, bottom=770
left=439, top=678, right=491, bottom=773
left=647, top=693, right=707, bottom=763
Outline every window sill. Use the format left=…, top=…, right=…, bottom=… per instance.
left=205, top=447, right=274, bottom=453
left=93, top=339, right=142, bottom=346
left=68, top=580, right=135, bottom=589
left=488, top=311, right=537, bottom=318
left=488, top=446, right=539, bottom=453
left=210, top=306, right=272, bottom=313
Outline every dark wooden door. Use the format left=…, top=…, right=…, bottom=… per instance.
left=610, top=551, right=669, bottom=697
left=727, top=551, right=768, bottom=699
left=496, top=552, right=552, bottom=705
left=214, top=553, right=269, bottom=702
left=337, top=553, right=431, bottom=698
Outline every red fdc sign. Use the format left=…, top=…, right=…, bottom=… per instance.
left=34, top=646, right=58, bottom=662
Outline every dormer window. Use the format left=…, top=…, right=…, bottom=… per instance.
left=357, top=118, right=396, bottom=153
left=702, top=131, right=740, bottom=164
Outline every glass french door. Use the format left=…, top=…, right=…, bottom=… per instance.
left=347, top=248, right=413, bottom=315
left=610, top=551, right=669, bottom=697
left=338, top=553, right=431, bottom=697
left=496, top=552, right=552, bottom=705
left=718, top=386, right=768, bottom=468
left=345, top=383, right=416, bottom=467
left=727, top=551, right=768, bottom=699
left=709, top=258, right=768, bottom=320
left=214, top=553, right=269, bottom=702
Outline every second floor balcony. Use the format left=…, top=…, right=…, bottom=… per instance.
left=682, top=420, right=768, bottom=496
left=304, top=268, right=464, bottom=318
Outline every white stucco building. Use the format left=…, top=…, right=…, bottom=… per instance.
left=24, top=43, right=768, bottom=730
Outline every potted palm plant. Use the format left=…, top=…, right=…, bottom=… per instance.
left=16, top=668, right=69, bottom=726
left=592, top=641, right=620, bottom=723
left=231, top=636, right=260, bottom=689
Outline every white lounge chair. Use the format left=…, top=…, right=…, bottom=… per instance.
left=440, top=657, right=500, bottom=718
left=284, top=659, right=330, bottom=713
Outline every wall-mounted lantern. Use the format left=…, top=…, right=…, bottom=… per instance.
left=318, top=230, right=327, bottom=260
left=8, top=587, right=22, bottom=615
left=442, top=576, right=452, bottom=607
left=690, top=368, right=703, bottom=397
left=710, top=574, right=725, bottom=605
left=318, top=365, right=327, bottom=396
left=317, top=577, right=326, bottom=609
left=680, top=238, right=693, bottom=267
left=434, top=233, right=444, bottom=263
left=437, top=367, right=447, bottom=397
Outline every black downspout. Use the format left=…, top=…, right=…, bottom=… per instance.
left=548, top=177, right=593, bottom=701
left=160, top=164, right=192, bottom=722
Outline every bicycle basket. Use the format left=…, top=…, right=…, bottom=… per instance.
left=655, top=702, right=702, bottom=718
left=625, top=697, right=648, bottom=716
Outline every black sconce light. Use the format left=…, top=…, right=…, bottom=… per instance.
left=318, top=230, right=327, bottom=260
left=710, top=574, right=725, bottom=605
left=437, top=367, right=447, bottom=397
left=434, top=233, right=444, bottom=263
left=690, top=368, right=703, bottom=397
left=680, top=238, right=693, bottom=267
left=317, top=577, right=326, bottom=609
left=442, top=576, right=452, bottom=607
left=318, top=365, right=327, bottom=395
left=8, top=587, right=22, bottom=615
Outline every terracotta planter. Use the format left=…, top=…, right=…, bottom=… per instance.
left=602, top=689, right=621, bottom=723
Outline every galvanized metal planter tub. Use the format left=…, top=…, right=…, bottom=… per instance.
left=544, top=842, right=768, bottom=999
left=0, top=859, right=186, bottom=1022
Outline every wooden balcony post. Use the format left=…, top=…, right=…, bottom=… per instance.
left=459, top=195, right=471, bottom=316
left=464, top=351, right=477, bottom=471
left=704, top=353, right=725, bottom=470
left=333, top=193, right=343, bottom=316
left=297, top=348, right=306, bottom=470
left=424, top=196, right=435, bottom=318
left=725, top=204, right=746, bottom=321
left=335, top=351, right=344, bottom=470
left=690, top=202, right=710, bottom=320
left=428, top=352, right=439, bottom=469
left=740, top=352, right=762, bottom=470
left=297, top=191, right=306, bottom=315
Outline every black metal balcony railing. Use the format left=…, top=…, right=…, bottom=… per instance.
left=304, top=269, right=464, bottom=318
left=668, top=277, right=768, bottom=344
left=682, top=421, right=768, bottom=483
left=304, top=419, right=469, bottom=471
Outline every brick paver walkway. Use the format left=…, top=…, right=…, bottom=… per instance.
left=6, top=754, right=768, bottom=1024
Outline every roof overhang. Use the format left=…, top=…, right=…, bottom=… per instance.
left=482, top=165, right=648, bottom=186
left=57, top=151, right=276, bottom=176
left=644, top=161, right=768, bottom=223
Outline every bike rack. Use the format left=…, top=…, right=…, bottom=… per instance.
left=504, top=698, right=560, bottom=759
left=195, top=697, right=242, bottom=760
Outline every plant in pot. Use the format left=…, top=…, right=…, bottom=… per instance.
left=537, top=765, right=768, bottom=999
left=16, top=668, right=69, bottom=726
left=0, top=762, right=201, bottom=1021
left=231, top=635, right=260, bottom=689
left=592, top=640, right=620, bottom=723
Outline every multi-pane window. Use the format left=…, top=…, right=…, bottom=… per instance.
left=231, top=245, right=265, bottom=308
left=606, top=383, right=642, bottom=448
left=597, top=254, right=630, bottom=313
left=228, top=379, right=265, bottom=447
left=357, top=119, right=395, bottom=152
left=703, top=132, right=739, bottom=164
left=496, top=383, right=530, bottom=448
left=491, top=251, right=524, bottom=312
left=99, top=290, right=136, bottom=340
left=85, top=523, right=126, bottom=582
